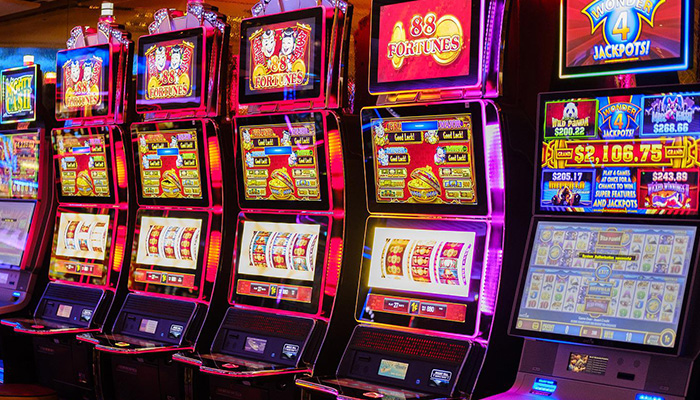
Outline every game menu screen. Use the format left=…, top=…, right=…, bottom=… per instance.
left=540, top=91, right=700, bottom=214
left=0, top=201, right=34, bottom=268
left=56, top=45, right=110, bottom=118
left=54, top=131, right=110, bottom=198
left=50, top=212, right=111, bottom=283
left=1, top=65, right=37, bottom=124
left=133, top=216, right=203, bottom=290
left=137, top=129, right=203, bottom=199
left=239, top=122, right=321, bottom=201
left=563, top=0, right=685, bottom=73
left=236, top=221, right=321, bottom=304
left=376, top=0, right=471, bottom=84
left=0, top=132, right=40, bottom=199
left=515, top=221, right=696, bottom=349
left=136, top=30, right=202, bottom=111
left=244, top=17, right=316, bottom=95
left=371, top=114, right=477, bottom=204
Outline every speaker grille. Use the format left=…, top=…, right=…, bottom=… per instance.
left=349, top=327, right=469, bottom=364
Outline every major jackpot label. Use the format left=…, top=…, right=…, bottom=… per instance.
left=565, top=0, right=683, bottom=67
left=1, top=66, right=36, bottom=123
left=371, top=114, right=477, bottom=205
left=541, top=92, right=700, bottom=214
left=377, top=0, right=470, bottom=83
left=61, top=56, right=103, bottom=110
left=144, top=39, right=195, bottom=100
left=248, top=21, right=313, bottom=92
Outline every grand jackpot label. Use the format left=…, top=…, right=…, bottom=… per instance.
left=61, top=56, right=103, bottom=110
left=541, top=92, right=700, bottom=215
left=55, top=133, right=110, bottom=197
left=377, top=0, right=470, bottom=83
left=371, top=114, right=477, bottom=205
left=1, top=66, right=36, bottom=123
left=239, top=122, right=321, bottom=202
left=144, top=39, right=195, bottom=100
left=565, top=0, right=683, bottom=68
left=248, top=21, right=313, bottom=92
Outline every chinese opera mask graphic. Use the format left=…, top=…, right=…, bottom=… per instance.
left=566, top=0, right=682, bottom=67
left=62, top=56, right=103, bottom=109
left=248, top=22, right=312, bottom=91
left=377, top=0, right=471, bottom=83
left=145, top=40, right=195, bottom=100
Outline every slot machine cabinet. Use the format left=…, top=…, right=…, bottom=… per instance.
left=0, top=59, right=54, bottom=316
left=296, top=0, right=511, bottom=398
left=485, top=85, right=700, bottom=400
left=0, top=3, right=134, bottom=398
left=76, top=3, right=231, bottom=400
left=171, top=2, right=351, bottom=400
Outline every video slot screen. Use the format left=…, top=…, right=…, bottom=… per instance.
left=56, top=45, right=110, bottom=119
left=561, top=0, right=688, bottom=77
left=239, top=122, right=321, bottom=202
left=239, top=8, right=323, bottom=104
left=539, top=91, right=700, bottom=215
left=136, top=29, right=203, bottom=112
left=514, top=221, right=696, bottom=351
left=0, top=132, right=40, bottom=200
left=1, top=65, right=37, bottom=124
left=54, top=131, right=110, bottom=198
left=0, top=201, right=35, bottom=268
left=137, top=130, right=203, bottom=199
left=368, top=227, right=475, bottom=298
left=371, top=114, right=477, bottom=205
left=370, top=0, right=479, bottom=93
left=135, top=216, right=202, bottom=271
left=238, top=221, right=320, bottom=283
left=50, top=212, right=111, bottom=283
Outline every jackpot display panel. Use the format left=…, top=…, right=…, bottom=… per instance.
left=538, top=86, right=700, bottom=216
left=369, top=0, right=482, bottom=94
left=560, top=0, right=691, bottom=78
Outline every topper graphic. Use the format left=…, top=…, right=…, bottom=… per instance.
left=581, top=0, right=664, bottom=62
left=3, top=74, right=34, bottom=116
left=387, top=12, right=463, bottom=69
left=62, top=56, right=103, bottom=109
left=145, top=40, right=195, bottom=100
left=598, top=101, right=641, bottom=139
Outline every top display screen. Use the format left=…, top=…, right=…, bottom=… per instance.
left=370, top=0, right=480, bottom=93
left=239, top=122, right=321, bottom=202
left=538, top=88, right=700, bottom=215
left=136, top=29, right=203, bottom=112
left=512, top=220, right=697, bottom=353
left=239, top=8, right=323, bottom=104
left=560, top=0, right=689, bottom=78
left=56, top=45, right=111, bottom=120
left=54, top=129, right=111, bottom=199
left=1, top=65, right=37, bottom=124
left=370, top=114, right=477, bottom=205
left=0, top=132, right=40, bottom=200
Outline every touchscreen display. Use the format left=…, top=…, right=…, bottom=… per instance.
left=515, top=221, right=695, bottom=349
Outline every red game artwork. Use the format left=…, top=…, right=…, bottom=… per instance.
left=61, top=56, right=103, bottom=110
left=376, top=0, right=471, bottom=84
left=144, top=38, right=195, bottom=100
left=247, top=18, right=314, bottom=93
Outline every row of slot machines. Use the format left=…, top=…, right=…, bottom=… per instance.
left=0, top=0, right=510, bottom=399
left=4, top=0, right=700, bottom=400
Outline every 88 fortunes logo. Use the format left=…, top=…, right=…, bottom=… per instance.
left=387, top=13, right=463, bottom=69
left=581, top=0, right=664, bottom=62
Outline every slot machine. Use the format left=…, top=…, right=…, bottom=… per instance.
left=483, top=1, right=700, bottom=400
left=76, top=2, right=231, bottom=399
left=0, top=56, right=53, bottom=316
left=1, top=3, right=133, bottom=397
left=296, top=0, right=509, bottom=398
left=172, top=1, right=351, bottom=399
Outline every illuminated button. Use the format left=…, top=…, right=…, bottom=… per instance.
left=363, top=392, right=383, bottom=399
left=31, top=324, right=44, bottom=329
left=222, top=363, right=239, bottom=369
left=114, top=342, right=130, bottom=348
